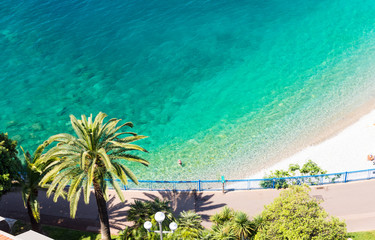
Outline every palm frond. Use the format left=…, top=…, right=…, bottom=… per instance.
left=97, top=118, right=119, bottom=140
left=42, top=145, right=80, bottom=162
left=116, top=135, right=148, bottom=144
left=97, top=148, right=113, bottom=170
left=110, top=153, right=149, bottom=166
left=112, top=162, right=128, bottom=185
left=40, top=161, right=75, bottom=187
left=84, top=161, right=96, bottom=203
left=107, top=173, right=125, bottom=202
left=69, top=187, right=82, bottom=219
left=80, top=151, right=90, bottom=170
left=102, top=119, right=121, bottom=136
left=68, top=173, right=85, bottom=201
left=70, top=115, right=89, bottom=142
left=47, top=133, right=76, bottom=144
left=108, top=122, right=134, bottom=136
left=53, top=177, right=71, bottom=202
left=109, top=142, right=148, bottom=153
left=117, top=164, right=139, bottom=185
left=93, top=112, right=107, bottom=130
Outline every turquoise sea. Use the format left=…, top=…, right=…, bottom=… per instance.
left=1, top=0, right=375, bottom=180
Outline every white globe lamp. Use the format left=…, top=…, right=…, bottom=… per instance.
left=144, top=221, right=152, bottom=230
left=155, top=211, right=165, bottom=223
left=169, top=222, right=178, bottom=231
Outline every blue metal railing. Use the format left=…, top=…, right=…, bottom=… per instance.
left=105, top=168, right=375, bottom=192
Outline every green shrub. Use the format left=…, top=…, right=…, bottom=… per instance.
left=260, top=169, right=290, bottom=189
left=255, top=185, right=347, bottom=240
left=260, top=160, right=328, bottom=189
left=0, top=133, right=22, bottom=197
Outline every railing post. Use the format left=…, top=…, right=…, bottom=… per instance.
left=150, top=182, right=153, bottom=191
left=221, top=176, right=225, bottom=193
left=344, top=172, right=348, bottom=183
left=198, top=180, right=201, bottom=191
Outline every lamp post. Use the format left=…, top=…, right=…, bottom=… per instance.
left=143, top=211, right=178, bottom=240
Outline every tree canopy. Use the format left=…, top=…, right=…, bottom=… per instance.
left=255, top=185, right=347, bottom=240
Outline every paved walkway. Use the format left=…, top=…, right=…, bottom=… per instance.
left=1, top=179, right=375, bottom=233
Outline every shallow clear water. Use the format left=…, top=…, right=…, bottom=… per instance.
left=1, top=0, right=375, bottom=180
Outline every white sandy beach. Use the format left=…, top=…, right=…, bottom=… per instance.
left=248, top=108, right=375, bottom=179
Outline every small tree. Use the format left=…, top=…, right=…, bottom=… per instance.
left=255, top=185, right=347, bottom=240
left=20, top=143, right=56, bottom=233
left=209, top=207, right=256, bottom=240
left=0, top=133, right=22, bottom=197
left=210, top=206, right=235, bottom=226
left=39, top=113, right=149, bottom=240
left=175, top=211, right=204, bottom=239
left=230, top=212, right=255, bottom=240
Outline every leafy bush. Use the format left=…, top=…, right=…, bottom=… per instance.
left=299, top=160, right=327, bottom=175
left=0, top=133, right=22, bottom=197
left=260, top=160, right=327, bottom=189
left=260, top=169, right=290, bottom=189
left=255, top=185, right=347, bottom=240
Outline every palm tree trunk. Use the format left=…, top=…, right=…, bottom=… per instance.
left=93, top=180, right=111, bottom=240
left=26, top=196, right=42, bottom=233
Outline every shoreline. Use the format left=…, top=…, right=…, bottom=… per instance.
left=246, top=98, right=375, bottom=180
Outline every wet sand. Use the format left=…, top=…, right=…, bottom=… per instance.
left=248, top=99, right=375, bottom=179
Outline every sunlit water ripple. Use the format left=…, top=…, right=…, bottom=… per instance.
left=1, top=0, right=375, bottom=180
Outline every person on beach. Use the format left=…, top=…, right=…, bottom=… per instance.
left=367, top=154, right=375, bottom=164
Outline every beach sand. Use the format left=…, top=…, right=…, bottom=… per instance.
left=247, top=104, right=375, bottom=180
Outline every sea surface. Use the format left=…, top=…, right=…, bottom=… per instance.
left=1, top=0, right=375, bottom=180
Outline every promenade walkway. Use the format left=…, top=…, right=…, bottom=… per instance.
left=1, top=179, right=375, bottom=233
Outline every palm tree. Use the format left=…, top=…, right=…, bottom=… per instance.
left=211, top=224, right=236, bottom=240
left=149, top=197, right=172, bottom=214
left=128, top=198, right=172, bottom=228
left=210, top=206, right=234, bottom=226
left=209, top=207, right=257, bottom=240
left=175, top=210, right=204, bottom=239
left=39, top=112, right=149, bottom=240
left=20, top=146, right=43, bottom=233
left=128, top=200, right=152, bottom=226
left=230, top=212, right=255, bottom=240
left=20, top=143, right=56, bottom=233
left=126, top=198, right=174, bottom=239
left=178, top=210, right=203, bottom=229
